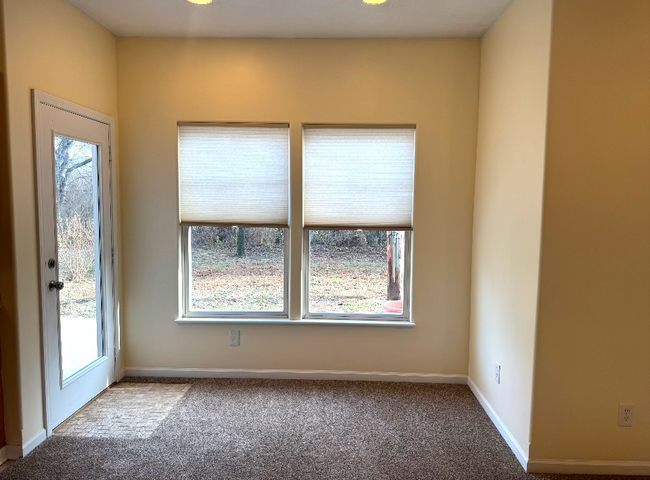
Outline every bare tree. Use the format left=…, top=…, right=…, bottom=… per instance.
left=55, top=137, right=92, bottom=208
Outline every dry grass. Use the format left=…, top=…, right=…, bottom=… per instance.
left=60, top=279, right=97, bottom=318
left=191, top=248, right=285, bottom=311
left=310, top=246, right=388, bottom=313
left=190, top=245, right=393, bottom=313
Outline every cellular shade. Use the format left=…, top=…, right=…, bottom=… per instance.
left=179, top=124, right=289, bottom=226
left=303, top=127, right=416, bottom=229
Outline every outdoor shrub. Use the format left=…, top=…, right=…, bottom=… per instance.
left=310, top=230, right=384, bottom=248
left=57, top=214, right=95, bottom=282
left=191, top=226, right=235, bottom=248
left=349, top=231, right=368, bottom=247
left=192, top=227, right=285, bottom=253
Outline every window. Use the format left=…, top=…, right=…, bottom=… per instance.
left=307, top=230, right=410, bottom=316
left=178, top=123, right=415, bottom=323
left=179, top=123, right=290, bottom=318
left=303, top=126, right=416, bottom=320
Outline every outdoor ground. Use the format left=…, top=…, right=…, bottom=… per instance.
left=60, top=280, right=96, bottom=318
left=191, top=244, right=390, bottom=313
left=60, top=279, right=99, bottom=379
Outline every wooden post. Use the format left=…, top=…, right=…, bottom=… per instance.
left=387, top=232, right=401, bottom=300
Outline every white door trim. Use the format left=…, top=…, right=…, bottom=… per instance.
left=32, top=90, right=120, bottom=436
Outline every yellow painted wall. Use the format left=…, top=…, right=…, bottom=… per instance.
left=469, top=0, right=552, bottom=457
left=116, top=38, right=480, bottom=375
left=2, top=0, right=118, bottom=444
left=530, top=0, right=650, bottom=462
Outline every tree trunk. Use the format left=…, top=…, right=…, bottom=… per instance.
left=237, top=227, right=246, bottom=257
left=387, top=232, right=401, bottom=301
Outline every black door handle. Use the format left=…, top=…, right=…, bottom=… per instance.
left=48, top=280, right=64, bottom=291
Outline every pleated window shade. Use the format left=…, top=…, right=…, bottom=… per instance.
left=303, top=127, right=416, bottom=229
left=178, top=125, right=289, bottom=226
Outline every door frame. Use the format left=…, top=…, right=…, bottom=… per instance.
left=32, top=90, right=121, bottom=436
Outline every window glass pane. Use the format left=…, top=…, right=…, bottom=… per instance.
left=309, top=230, right=405, bottom=315
left=190, top=226, right=285, bottom=312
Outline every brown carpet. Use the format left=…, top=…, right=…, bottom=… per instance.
left=1, top=378, right=646, bottom=480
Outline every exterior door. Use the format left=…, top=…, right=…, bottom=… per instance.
left=34, top=92, right=116, bottom=432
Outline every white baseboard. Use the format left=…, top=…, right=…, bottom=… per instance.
left=125, top=367, right=468, bottom=384
left=22, top=428, right=46, bottom=457
left=468, top=378, right=650, bottom=476
left=528, top=459, right=650, bottom=476
left=0, top=429, right=47, bottom=463
left=0, top=444, right=22, bottom=464
left=467, top=378, right=529, bottom=471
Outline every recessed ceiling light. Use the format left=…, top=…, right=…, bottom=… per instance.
left=363, top=0, right=387, bottom=4
left=186, top=0, right=213, bottom=4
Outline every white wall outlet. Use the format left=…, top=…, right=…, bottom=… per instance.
left=229, top=329, right=240, bottom=347
left=494, top=362, right=501, bottom=384
left=618, top=404, right=634, bottom=427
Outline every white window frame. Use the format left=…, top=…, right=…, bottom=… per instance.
left=178, top=122, right=415, bottom=325
left=302, top=228, right=413, bottom=322
left=181, top=225, right=290, bottom=319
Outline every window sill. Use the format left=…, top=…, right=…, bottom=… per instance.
left=175, top=318, right=415, bottom=328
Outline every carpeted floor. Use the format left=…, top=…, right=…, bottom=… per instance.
left=1, top=378, right=646, bottom=480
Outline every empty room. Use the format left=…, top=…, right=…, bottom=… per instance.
left=0, top=0, right=648, bottom=478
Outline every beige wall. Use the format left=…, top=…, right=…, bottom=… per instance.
left=530, top=0, right=650, bottom=462
left=468, top=0, right=552, bottom=457
left=116, top=38, right=480, bottom=375
left=2, top=0, right=118, bottom=444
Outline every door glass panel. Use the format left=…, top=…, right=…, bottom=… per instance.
left=54, top=136, right=103, bottom=381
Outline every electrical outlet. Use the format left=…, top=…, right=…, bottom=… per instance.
left=494, top=363, right=501, bottom=384
left=229, top=329, right=240, bottom=347
left=618, top=404, right=634, bottom=427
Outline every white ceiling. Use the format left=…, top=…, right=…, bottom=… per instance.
left=67, top=0, right=513, bottom=38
